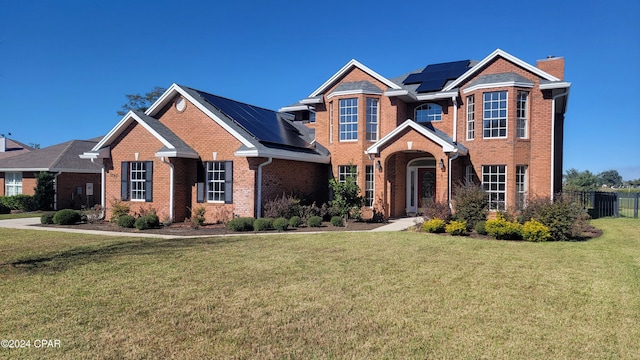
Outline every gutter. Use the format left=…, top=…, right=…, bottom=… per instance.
left=550, top=89, right=569, bottom=201
left=53, top=171, right=62, bottom=210
left=448, top=151, right=460, bottom=211
left=256, top=157, right=273, bottom=218
left=90, top=158, right=106, bottom=219
left=160, top=157, right=175, bottom=221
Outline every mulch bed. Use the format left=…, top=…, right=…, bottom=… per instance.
left=38, top=219, right=387, bottom=236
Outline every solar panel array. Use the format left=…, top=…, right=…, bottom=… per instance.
left=403, top=60, right=471, bottom=93
left=197, top=91, right=313, bottom=150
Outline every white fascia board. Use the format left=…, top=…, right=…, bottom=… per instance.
left=234, top=149, right=331, bottom=164
left=155, top=150, right=200, bottom=159
left=326, top=89, right=383, bottom=99
left=300, top=97, right=324, bottom=104
left=147, top=84, right=255, bottom=149
left=278, top=104, right=311, bottom=112
left=539, top=81, right=572, bottom=90
left=415, top=90, right=459, bottom=101
left=443, top=49, right=561, bottom=92
left=462, top=81, right=534, bottom=94
left=365, top=119, right=456, bottom=154
left=130, top=112, right=174, bottom=149
left=80, top=146, right=110, bottom=159
left=309, top=59, right=402, bottom=97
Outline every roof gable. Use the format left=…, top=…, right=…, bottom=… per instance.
left=309, top=59, right=402, bottom=97
left=443, top=49, right=560, bottom=91
left=366, top=120, right=467, bottom=156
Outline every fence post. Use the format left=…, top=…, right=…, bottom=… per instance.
left=614, top=193, right=619, bottom=217
left=635, top=193, right=639, bottom=219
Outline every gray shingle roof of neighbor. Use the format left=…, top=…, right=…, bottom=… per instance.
left=0, top=139, right=102, bottom=172
left=132, top=111, right=198, bottom=157
left=466, top=72, right=534, bottom=87
left=331, top=80, right=383, bottom=93
left=0, top=138, right=35, bottom=160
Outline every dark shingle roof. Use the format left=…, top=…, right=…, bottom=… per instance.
left=0, top=140, right=102, bottom=172
left=467, top=72, right=533, bottom=87
left=0, top=138, right=34, bottom=160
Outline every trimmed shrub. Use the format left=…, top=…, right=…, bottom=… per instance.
left=518, top=195, right=584, bottom=241
left=485, top=215, right=522, bottom=240
left=134, top=214, right=160, bottom=230
left=288, top=216, right=302, bottom=228
left=40, top=213, right=54, bottom=224
left=253, top=218, right=274, bottom=231
left=0, top=195, right=36, bottom=212
left=53, top=209, right=82, bottom=225
left=307, top=216, right=323, bottom=227
left=117, top=215, right=136, bottom=228
left=227, top=217, right=254, bottom=231
left=452, top=181, right=488, bottom=230
left=522, top=219, right=552, bottom=242
left=0, top=202, right=9, bottom=214
left=330, top=216, right=344, bottom=227
left=422, top=218, right=446, bottom=233
left=445, top=220, right=468, bottom=236
left=475, top=220, right=487, bottom=235
left=273, top=217, right=289, bottom=231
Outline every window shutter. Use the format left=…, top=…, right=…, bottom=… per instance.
left=144, top=161, right=153, bottom=202
left=224, top=161, right=233, bottom=204
left=196, top=160, right=205, bottom=203
left=121, top=162, right=129, bottom=200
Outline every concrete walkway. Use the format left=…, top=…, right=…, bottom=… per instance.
left=0, top=216, right=421, bottom=239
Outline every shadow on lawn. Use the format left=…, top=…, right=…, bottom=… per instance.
left=1, top=236, right=243, bottom=274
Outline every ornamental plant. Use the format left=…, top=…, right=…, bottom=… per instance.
left=445, top=220, right=467, bottom=236
left=422, top=218, right=446, bottom=233
left=521, top=219, right=552, bottom=242
left=273, top=217, right=289, bottom=231
left=485, top=214, right=522, bottom=240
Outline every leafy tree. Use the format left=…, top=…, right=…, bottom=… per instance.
left=563, top=168, right=599, bottom=191
left=117, top=86, right=166, bottom=116
left=34, top=171, right=56, bottom=211
left=329, top=166, right=364, bottom=219
left=598, top=169, right=623, bottom=188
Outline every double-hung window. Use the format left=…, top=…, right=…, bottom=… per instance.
left=466, top=95, right=475, bottom=140
left=4, top=172, right=22, bottom=196
left=516, top=91, right=528, bottom=138
left=482, top=165, right=506, bottom=211
left=516, top=165, right=528, bottom=210
left=197, top=161, right=233, bottom=204
left=366, top=98, right=378, bottom=141
left=339, top=98, right=358, bottom=141
left=483, top=91, right=507, bottom=138
left=121, top=161, right=153, bottom=202
left=365, top=165, right=374, bottom=207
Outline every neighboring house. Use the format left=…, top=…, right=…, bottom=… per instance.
left=0, top=139, right=102, bottom=210
left=0, top=136, right=34, bottom=160
left=280, top=48, right=570, bottom=218
left=82, top=85, right=330, bottom=223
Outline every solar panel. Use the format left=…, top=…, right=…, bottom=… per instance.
left=403, top=60, right=471, bottom=93
left=197, top=91, right=313, bottom=149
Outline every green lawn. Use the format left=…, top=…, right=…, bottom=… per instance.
left=1, top=218, right=639, bottom=359
left=0, top=212, right=45, bottom=220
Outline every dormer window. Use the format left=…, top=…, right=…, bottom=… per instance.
left=415, top=103, right=442, bottom=123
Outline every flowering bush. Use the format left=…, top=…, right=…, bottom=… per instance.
left=522, top=219, right=551, bottom=242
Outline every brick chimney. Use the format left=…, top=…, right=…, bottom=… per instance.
left=536, top=56, right=565, bottom=80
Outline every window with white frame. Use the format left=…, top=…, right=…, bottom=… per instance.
left=483, top=91, right=507, bottom=138
left=207, top=162, right=226, bottom=202
left=482, top=165, right=506, bottom=211
left=130, top=162, right=147, bottom=201
left=466, top=95, right=475, bottom=140
left=365, top=165, right=374, bottom=207
left=516, top=165, right=528, bottom=210
left=415, top=103, right=442, bottom=123
left=338, top=165, right=357, bottom=183
left=366, top=98, right=378, bottom=141
left=4, top=172, right=22, bottom=196
left=339, top=98, right=358, bottom=141
left=516, top=91, right=528, bottom=138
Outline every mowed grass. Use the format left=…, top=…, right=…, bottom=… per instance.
left=1, top=219, right=639, bottom=359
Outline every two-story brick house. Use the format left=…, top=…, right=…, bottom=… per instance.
left=280, top=49, right=570, bottom=218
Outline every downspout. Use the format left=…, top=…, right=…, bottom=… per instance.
left=90, top=158, right=106, bottom=219
left=53, top=171, right=62, bottom=210
left=550, top=90, right=569, bottom=201
left=448, top=151, right=459, bottom=211
left=452, top=95, right=458, bottom=142
left=160, top=157, right=174, bottom=222
left=256, top=157, right=273, bottom=218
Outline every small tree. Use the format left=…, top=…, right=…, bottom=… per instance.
left=329, top=167, right=364, bottom=219
left=34, top=171, right=56, bottom=211
left=452, top=180, right=488, bottom=230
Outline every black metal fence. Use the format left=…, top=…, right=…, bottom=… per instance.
left=564, top=191, right=640, bottom=219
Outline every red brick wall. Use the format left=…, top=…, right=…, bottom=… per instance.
left=56, top=172, right=101, bottom=210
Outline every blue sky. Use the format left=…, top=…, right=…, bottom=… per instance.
left=1, top=0, right=639, bottom=180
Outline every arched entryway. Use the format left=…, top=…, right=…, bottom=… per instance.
left=406, top=157, right=437, bottom=214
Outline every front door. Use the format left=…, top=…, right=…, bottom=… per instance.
left=417, top=168, right=436, bottom=208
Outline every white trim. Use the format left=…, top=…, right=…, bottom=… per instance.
left=300, top=97, right=323, bottom=104
left=278, top=104, right=311, bottom=112
left=309, top=59, right=401, bottom=97
left=326, top=89, right=383, bottom=99
left=539, top=81, right=571, bottom=90
left=234, top=149, right=331, bottom=164
left=88, top=111, right=174, bottom=154
left=415, top=90, right=459, bottom=101
left=405, top=157, right=437, bottom=214
left=146, top=84, right=255, bottom=148
left=443, top=49, right=561, bottom=92
left=365, top=119, right=465, bottom=155
left=462, top=81, right=534, bottom=94
left=155, top=150, right=200, bottom=159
